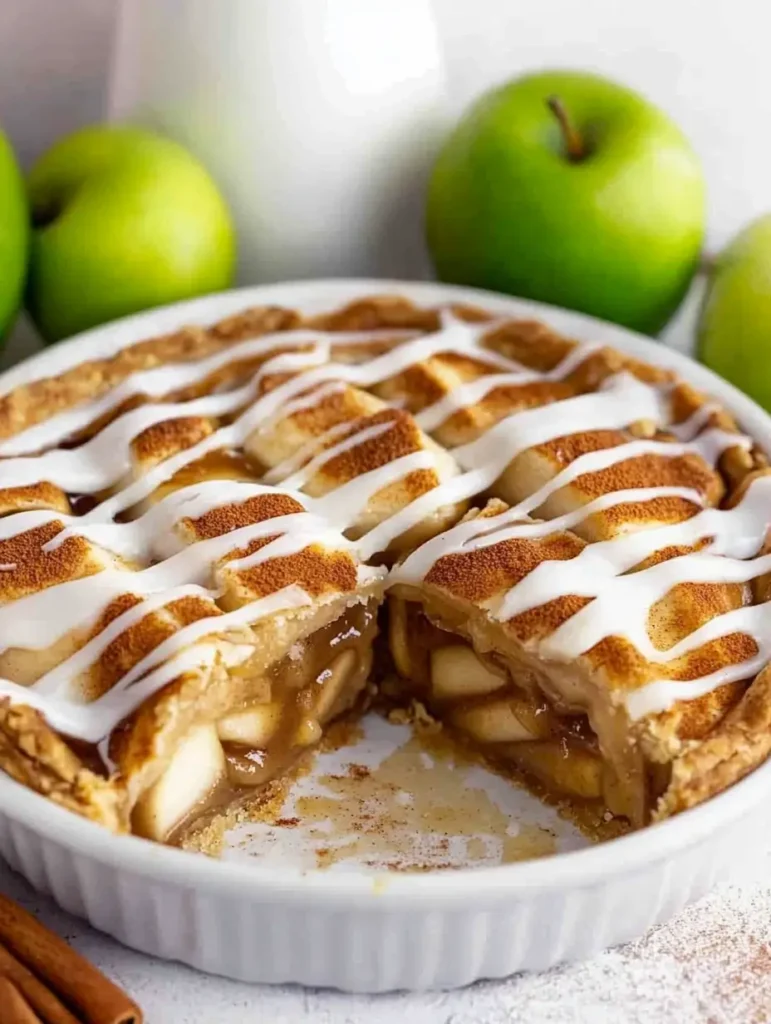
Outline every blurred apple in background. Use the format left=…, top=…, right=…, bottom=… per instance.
left=0, top=126, right=28, bottom=343
left=426, top=70, right=706, bottom=335
left=26, top=125, right=235, bottom=343
left=698, top=215, right=771, bottom=410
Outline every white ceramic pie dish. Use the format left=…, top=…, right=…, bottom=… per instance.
left=1, top=278, right=771, bottom=993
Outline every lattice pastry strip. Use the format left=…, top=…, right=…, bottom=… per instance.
left=244, top=379, right=464, bottom=553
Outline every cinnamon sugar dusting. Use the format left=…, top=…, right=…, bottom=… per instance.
left=321, top=410, right=416, bottom=474
left=3, top=290, right=771, bottom=858
left=301, top=737, right=556, bottom=871
left=181, top=758, right=316, bottom=856
left=426, top=530, right=585, bottom=603
left=573, top=451, right=719, bottom=501
left=225, top=544, right=358, bottom=598
left=0, top=521, right=110, bottom=601
left=238, top=721, right=558, bottom=872
left=132, top=415, right=214, bottom=464
left=184, top=491, right=305, bottom=538
left=620, top=880, right=771, bottom=1024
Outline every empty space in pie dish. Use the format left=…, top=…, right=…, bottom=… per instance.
left=211, top=713, right=589, bottom=872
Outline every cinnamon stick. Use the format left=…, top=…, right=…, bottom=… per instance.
left=0, top=942, right=80, bottom=1024
left=0, top=896, right=142, bottom=1024
left=0, top=976, right=44, bottom=1024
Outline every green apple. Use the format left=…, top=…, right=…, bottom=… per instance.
left=0, top=127, right=28, bottom=341
left=26, top=125, right=235, bottom=343
left=426, top=70, right=706, bottom=335
left=698, top=215, right=771, bottom=410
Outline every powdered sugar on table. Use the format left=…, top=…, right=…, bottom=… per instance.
left=3, top=855, right=771, bottom=1023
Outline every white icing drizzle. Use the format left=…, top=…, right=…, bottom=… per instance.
left=0, top=511, right=334, bottom=652
left=0, top=480, right=297, bottom=565
left=280, top=418, right=397, bottom=491
left=0, top=327, right=418, bottom=458
left=33, top=583, right=214, bottom=699
left=0, top=379, right=259, bottom=492
left=465, top=484, right=705, bottom=546
left=0, top=315, right=512, bottom=498
left=41, top=582, right=311, bottom=704
left=0, top=588, right=313, bottom=743
left=668, top=401, right=721, bottom=442
left=450, top=372, right=663, bottom=472
left=625, top=648, right=771, bottom=721
left=0, top=508, right=64, bottom=544
left=396, top=472, right=771, bottom=721
left=415, top=341, right=603, bottom=433
left=382, top=428, right=746, bottom=576
left=316, top=450, right=443, bottom=530
left=262, top=417, right=354, bottom=485
left=0, top=307, right=762, bottom=752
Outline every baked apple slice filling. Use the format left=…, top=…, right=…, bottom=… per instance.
left=389, top=597, right=650, bottom=825
left=132, top=600, right=378, bottom=842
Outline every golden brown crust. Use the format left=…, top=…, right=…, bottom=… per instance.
left=180, top=492, right=305, bottom=541
left=0, top=701, right=128, bottom=830
left=308, top=295, right=442, bottom=334
left=0, top=482, right=72, bottom=516
left=390, top=486, right=771, bottom=825
left=0, top=307, right=304, bottom=442
left=0, top=522, right=121, bottom=603
left=83, top=595, right=225, bottom=701
left=655, top=663, right=771, bottom=819
left=0, top=293, right=768, bottom=838
left=218, top=542, right=359, bottom=606
left=132, top=415, right=215, bottom=469
left=424, top=530, right=585, bottom=605
left=408, top=498, right=757, bottom=706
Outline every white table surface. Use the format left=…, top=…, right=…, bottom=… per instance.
left=3, top=853, right=771, bottom=1024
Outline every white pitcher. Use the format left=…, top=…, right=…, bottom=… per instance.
left=109, top=0, right=448, bottom=284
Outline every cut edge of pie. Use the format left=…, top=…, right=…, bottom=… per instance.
left=0, top=582, right=384, bottom=843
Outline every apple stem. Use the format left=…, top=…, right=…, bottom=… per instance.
left=699, top=252, right=717, bottom=275
left=31, top=199, right=61, bottom=230
left=547, top=96, right=586, bottom=162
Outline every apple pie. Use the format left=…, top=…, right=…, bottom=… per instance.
left=1, top=294, right=770, bottom=844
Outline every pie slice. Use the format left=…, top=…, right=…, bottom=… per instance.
left=1, top=293, right=771, bottom=847
left=0, top=483, right=384, bottom=842
left=388, top=466, right=771, bottom=829
left=371, top=308, right=767, bottom=829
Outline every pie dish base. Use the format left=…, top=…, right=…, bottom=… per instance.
left=1, top=761, right=766, bottom=991
left=2, top=279, right=771, bottom=991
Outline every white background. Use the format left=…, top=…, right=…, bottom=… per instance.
left=2, top=2, right=771, bottom=1020
left=2, top=0, right=770, bottom=255
left=2, top=0, right=769, bottom=358
left=2, top=0, right=769, bottom=355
